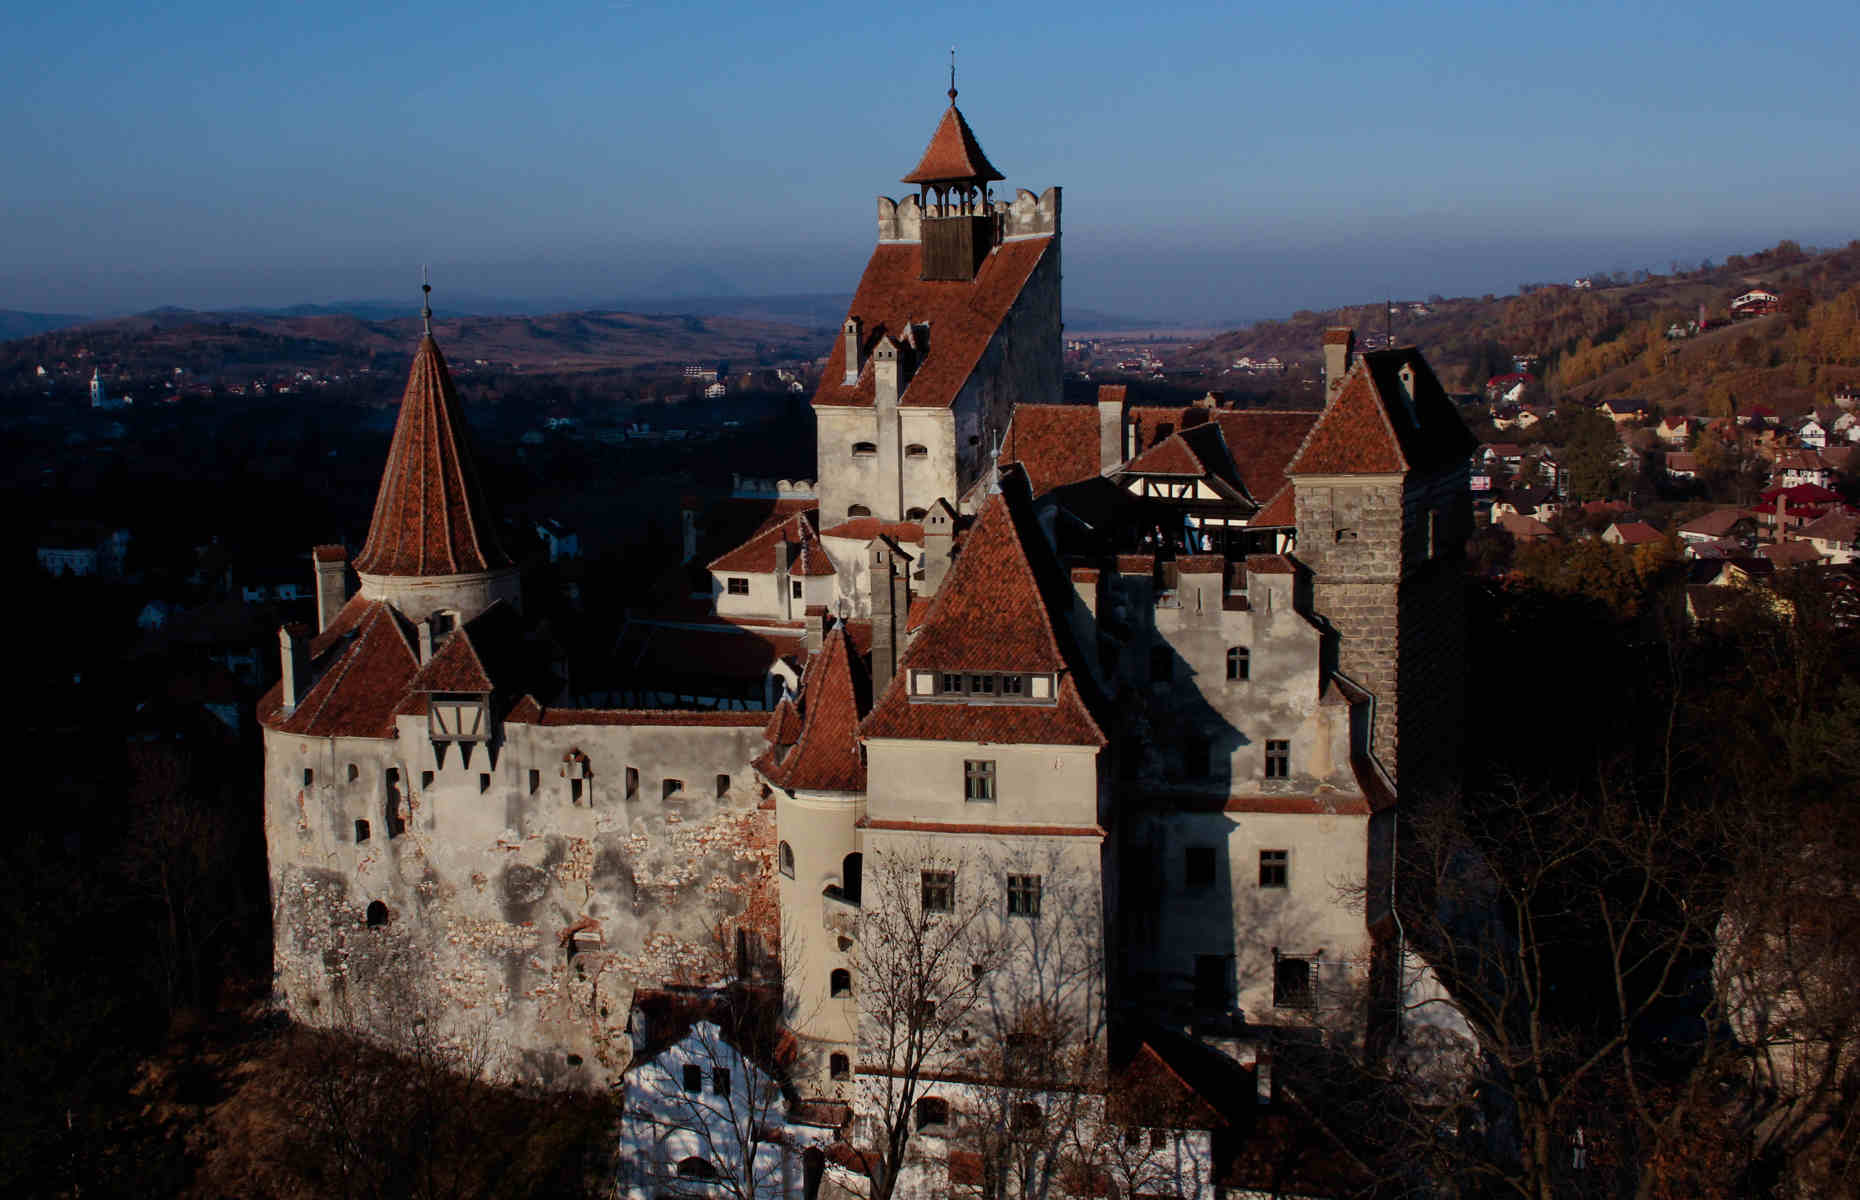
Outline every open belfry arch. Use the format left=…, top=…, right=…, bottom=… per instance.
left=261, top=79, right=1475, bottom=1198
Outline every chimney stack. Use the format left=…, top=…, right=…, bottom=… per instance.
left=868, top=539, right=910, bottom=700
left=1323, top=327, right=1355, bottom=405
left=1070, top=566, right=1100, bottom=620
left=418, top=619, right=434, bottom=664
left=874, top=335, right=903, bottom=519
left=804, top=605, right=828, bottom=656
left=279, top=624, right=311, bottom=710
left=843, top=317, right=863, bottom=385
left=773, top=537, right=791, bottom=617
left=312, top=545, right=350, bottom=633
left=1097, top=385, right=1127, bottom=472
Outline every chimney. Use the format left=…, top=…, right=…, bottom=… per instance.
left=843, top=317, right=863, bottom=385
left=1070, top=566, right=1100, bottom=620
left=921, top=499, right=956, bottom=595
left=773, top=537, right=791, bottom=616
left=804, top=605, right=827, bottom=655
left=1097, top=385, right=1127, bottom=472
left=418, top=618, right=434, bottom=664
left=874, top=335, right=902, bottom=519
left=312, top=545, right=350, bottom=633
left=869, top=539, right=910, bottom=700
left=1777, top=489, right=1788, bottom=538
left=279, top=624, right=311, bottom=710
left=1323, top=327, right=1355, bottom=405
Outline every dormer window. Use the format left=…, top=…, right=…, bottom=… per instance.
left=921, top=672, right=1055, bottom=704
left=429, top=693, right=488, bottom=742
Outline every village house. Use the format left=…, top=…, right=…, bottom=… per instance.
left=1772, top=448, right=1836, bottom=490
left=1795, top=511, right=1859, bottom=565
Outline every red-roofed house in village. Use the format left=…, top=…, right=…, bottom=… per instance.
left=263, top=93, right=1476, bottom=1199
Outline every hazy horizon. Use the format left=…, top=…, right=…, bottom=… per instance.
left=7, top=0, right=1856, bottom=325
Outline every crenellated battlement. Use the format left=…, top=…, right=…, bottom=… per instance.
left=877, top=185, right=1061, bottom=244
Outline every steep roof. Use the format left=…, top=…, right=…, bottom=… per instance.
left=257, top=595, right=419, bottom=738
left=1211, top=411, right=1320, bottom=505
left=811, top=238, right=1052, bottom=410
left=999, top=404, right=1103, bottom=495
left=1608, top=520, right=1665, bottom=546
left=1251, top=483, right=1297, bottom=528
left=900, top=103, right=1004, bottom=185
left=708, top=512, right=838, bottom=577
left=758, top=625, right=868, bottom=793
left=861, top=488, right=1104, bottom=747
left=1287, top=348, right=1476, bottom=477
left=352, top=335, right=511, bottom=578
left=1679, top=508, right=1752, bottom=537
left=409, top=625, right=493, bottom=692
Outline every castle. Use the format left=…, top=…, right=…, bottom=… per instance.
left=261, top=89, right=1473, bottom=1196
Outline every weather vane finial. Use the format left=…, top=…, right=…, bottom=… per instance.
left=421, top=265, right=433, bottom=336
left=948, top=45, right=957, bottom=104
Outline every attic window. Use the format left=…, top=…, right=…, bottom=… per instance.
left=905, top=443, right=928, bottom=459
left=429, top=693, right=487, bottom=742
left=852, top=442, right=878, bottom=457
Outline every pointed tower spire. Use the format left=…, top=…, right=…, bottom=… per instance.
left=351, top=287, right=519, bottom=623
left=949, top=45, right=957, bottom=104
left=421, top=266, right=433, bottom=336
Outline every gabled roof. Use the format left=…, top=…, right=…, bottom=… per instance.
left=1125, top=427, right=1212, bottom=477
left=352, top=335, right=511, bottom=578
left=1251, top=483, right=1297, bottom=527
left=900, top=103, right=1004, bottom=185
left=861, top=487, right=1104, bottom=747
left=1680, top=508, right=1753, bottom=537
left=1800, top=510, right=1860, bottom=543
left=1211, top=410, right=1321, bottom=506
left=410, top=626, right=493, bottom=692
left=999, top=404, right=1103, bottom=495
left=758, top=625, right=868, bottom=793
left=708, top=512, right=838, bottom=577
left=1608, top=520, right=1665, bottom=546
left=1287, top=348, right=1477, bottom=477
left=763, top=695, right=802, bottom=746
left=258, top=595, right=419, bottom=738
left=811, top=238, right=1052, bottom=410
left=816, top=517, right=925, bottom=544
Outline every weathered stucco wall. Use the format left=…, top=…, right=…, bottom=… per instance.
left=265, top=716, right=777, bottom=1088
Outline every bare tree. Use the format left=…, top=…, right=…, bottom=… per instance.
left=851, top=844, right=1013, bottom=1200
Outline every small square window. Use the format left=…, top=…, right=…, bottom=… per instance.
left=1006, top=874, right=1042, bottom=918
left=921, top=870, right=955, bottom=913
left=354, top=819, right=370, bottom=843
left=968, top=674, right=996, bottom=696
left=726, top=577, right=749, bottom=595
left=1185, top=846, right=1216, bottom=888
left=1265, top=740, right=1291, bottom=779
left=941, top=673, right=965, bottom=694
left=683, top=1064, right=702, bottom=1092
left=1259, top=849, right=1288, bottom=889
left=964, top=760, right=996, bottom=803
left=1000, top=674, right=1024, bottom=697
left=302, top=768, right=314, bottom=787
left=712, top=1068, right=730, bottom=1095
left=1274, top=955, right=1315, bottom=1009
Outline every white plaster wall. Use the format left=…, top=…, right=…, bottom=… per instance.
left=815, top=407, right=881, bottom=527
left=356, top=567, right=521, bottom=625
left=775, top=786, right=863, bottom=1093
left=714, top=569, right=784, bottom=620
left=863, top=739, right=1101, bottom=828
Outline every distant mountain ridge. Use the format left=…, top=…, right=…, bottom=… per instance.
left=0, top=309, right=90, bottom=341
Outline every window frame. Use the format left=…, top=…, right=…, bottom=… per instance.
left=779, top=841, right=795, bottom=878
left=1264, top=739, right=1291, bottom=779
left=1258, top=848, right=1289, bottom=889
left=963, top=759, right=996, bottom=803
left=1006, top=873, right=1042, bottom=918
left=851, top=441, right=878, bottom=457
left=1273, top=953, right=1316, bottom=1009
left=1226, top=645, right=1250, bottom=681
left=725, top=576, right=750, bottom=595
left=921, top=869, right=956, bottom=914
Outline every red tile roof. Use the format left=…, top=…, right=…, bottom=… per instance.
left=1175, top=554, right=1224, bottom=574
left=1127, top=405, right=1204, bottom=452
left=861, top=494, right=1104, bottom=747
left=899, top=103, right=1004, bottom=184
left=905, top=597, right=932, bottom=633
left=258, top=596, right=419, bottom=738
left=999, top=404, right=1103, bottom=495
left=764, top=695, right=802, bottom=746
left=1608, top=521, right=1665, bottom=546
left=1286, top=366, right=1407, bottom=474
left=312, top=544, right=347, bottom=563
left=1125, top=430, right=1209, bottom=476
left=410, top=628, right=494, bottom=692
left=1245, top=553, right=1296, bottom=574
left=758, top=626, right=867, bottom=793
left=1251, top=483, right=1296, bottom=527
left=1288, top=349, right=1475, bottom=477
left=812, top=238, right=1052, bottom=411
left=708, top=513, right=838, bottom=577
left=352, top=335, right=511, bottom=578
left=1210, top=411, right=1320, bottom=504
left=1116, top=554, right=1154, bottom=574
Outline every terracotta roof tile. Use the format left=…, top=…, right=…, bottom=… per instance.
left=900, top=103, right=1004, bottom=184
left=312, top=544, right=347, bottom=563
left=410, top=629, right=494, bottom=692
left=1175, top=554, right=1224, bottom=574
left=1286, top=366, right=1407, bottom=475
left=999, top=404, right=1103, bottom=495
left=1251, top=482, right=1296, bottom=527
left=258, top=598, right=419, bottom=738
left=812, top=238, right=1052, bottom=411
left=1245, top=553, right=1296, bottom=574
left=817, top=518, right=924, bottom=544
left=1608, top=520, right=1665, bottom=546
left=353, top=336, right=510, bottom=578
left=1210, top=410, right=1320, bottom=503
left=861, top=493, right=1105, bottom=747
left=1125, top=430, right=1209, bottom=476
left=764, top=695, right=803, bottom=746
left=1116, top=554, right=1154, bottom=574
left=905, top=597, right=932, bottom=633
left=708, top=513, right=838, bottom=577
left=760, top=626, right=867, bottom=793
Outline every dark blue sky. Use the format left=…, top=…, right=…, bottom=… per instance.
left=6, top=1, right=1856, bottom=322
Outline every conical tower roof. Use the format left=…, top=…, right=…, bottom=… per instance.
left=353, top=331, right=510, bottom=578
left=901, top=102, right=1004, bottom=186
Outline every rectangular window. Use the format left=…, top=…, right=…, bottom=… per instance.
left=940, top=673, right=965, bottom=694
left=663, top=778, right=683, bottom=800
left=683, top=1064, right=703, bottom=1092
left=1185, top=846, right=1216, bottom=888
left=1226, top=646, right=1250, bottom=681
left=354, top=819, right=370, bottom=843
left=1259, top=849, right=1289, bottom=888
left=1006, top=874, right=1042, bottom=917
left=968, top=674, right=996, bottom=696
left=999, top=674, right=1024, bottom=697
left=1274, top=955, right=1315, bottom=1009
left=921, top=870, right=955, bottom=913
left=1265, top=739, right=1291, bottom=779
left=528, top=769, right=541, bottom=795
left=625, top=766, right=639, bottom=801
left=964, top=759, right=996, bottom=803
left=726, top=577, right=749, bottom=595
left=712, top=1068, right=731, bottom=1095
left=792, top=580, right=803, bottom=599
left=303, top=768, right=314, bottom=787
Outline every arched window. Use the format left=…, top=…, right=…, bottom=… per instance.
left=831, top=968, right=853, bottom=998
left=905, top=443, right=928, bottom=459
left=366, top=900, right=388, bottom=928
left=915, top=1096, right=949, bottom=1130
left=905, top=507, right=927, bottom=521
left=346, top=763, right=359, bottom=783
left=677, top=1157, right=719, bottom=1180
left=841, top=852, right=863, bottom=904
left=779, top=841, right=795, bottom=878
left=848, top=504, right=872, bottom=518
left=829, top=1052, right=850, bottom=1079
left=1226, top=646, right=1250, bottom=681
left=852, top=442, right=878, bottom=457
